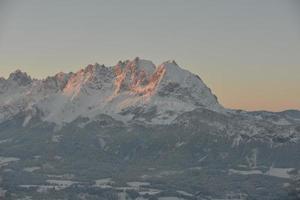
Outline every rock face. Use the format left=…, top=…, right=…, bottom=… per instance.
left=0, top=57, right=222, bottom=125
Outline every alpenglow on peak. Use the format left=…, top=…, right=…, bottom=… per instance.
left=0, top=58, right=223, bottom=126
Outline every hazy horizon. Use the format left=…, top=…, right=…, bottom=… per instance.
left=0, top=0, right=299, bottom=111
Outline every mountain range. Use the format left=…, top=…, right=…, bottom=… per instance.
left=0, top=57, right=223, bottom=126
left=0, top=58, right=299, bottom=200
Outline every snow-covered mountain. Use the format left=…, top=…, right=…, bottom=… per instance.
left=1, top=58, right=300, bottom=199
left=0, top=57, right=223, bottom=125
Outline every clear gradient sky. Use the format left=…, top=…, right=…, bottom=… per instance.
left=0, top=0, right=299, bottom=111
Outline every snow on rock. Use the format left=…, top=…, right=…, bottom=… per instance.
left=127, top=181, right=150, bottom=188
left=229, top=167, right=294, bottom=179
left=156, top=60, right=221, bottom=110
left=23, top=167, right=41, bottom=172
left=0, top=157, right=20, bottom=168
left=158, top=197, right=185, bottom=200
left=93, top=178, right=115, bottom=188
left=177, top=190, right=194, bottom=197
left=265, top=167, right=294, bottom=179
left=0, top=58, right=224, bottom=126
left=46, top=180, right=78, bottom=189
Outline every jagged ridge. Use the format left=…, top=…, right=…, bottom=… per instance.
left=0, top=57, right=223, bottom=125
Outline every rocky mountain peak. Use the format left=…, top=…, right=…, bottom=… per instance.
left=83, top=63, right=106, bottom=75
left=0, top=58, right=223, bottom=125
left=42, top=72, right=73, bottom=91
left=114, top=58, right=158, bottom=95
left=8, top=69, right=32, bottom=86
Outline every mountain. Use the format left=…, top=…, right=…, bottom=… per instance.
left=0, top=57, right=222, bottom=126
left=0, top=58, right=299, bottom=200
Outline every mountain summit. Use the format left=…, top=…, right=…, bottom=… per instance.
left=0, top=58, right=223, bottom=125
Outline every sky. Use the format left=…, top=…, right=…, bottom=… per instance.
left=0, top=0, right=299, bottom=111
